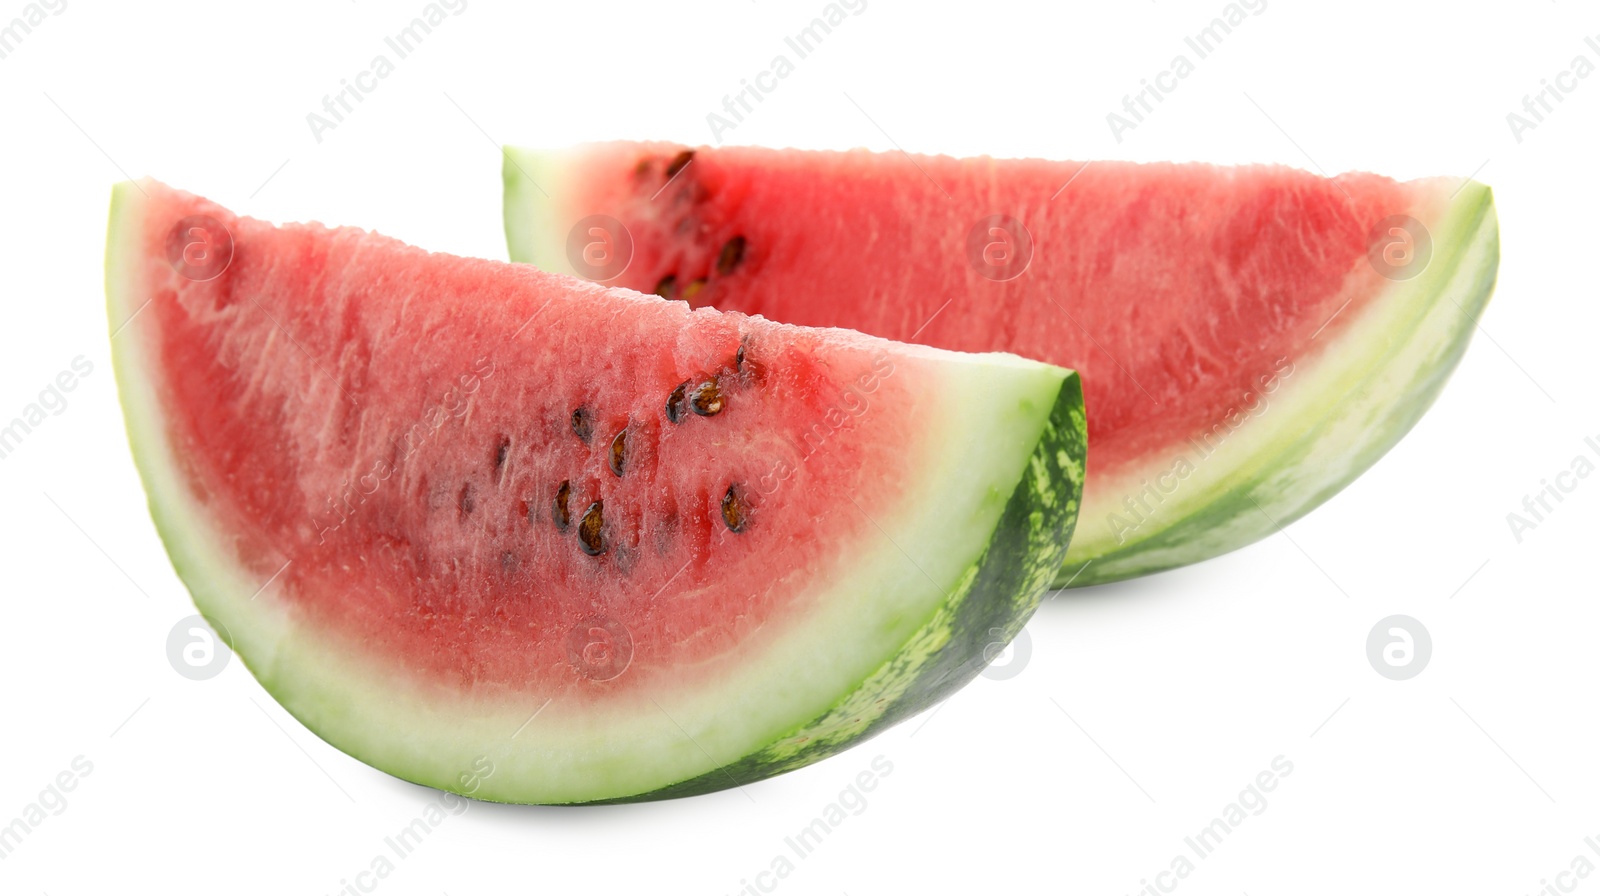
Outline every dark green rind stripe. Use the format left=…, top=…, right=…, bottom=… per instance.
left=584, top=373, right=1086, bottom=804
left=1053, top=191, right=1500, bottom=588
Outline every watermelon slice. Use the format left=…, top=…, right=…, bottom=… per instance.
left=105, top=180, right=1085, bottom=804
left=503, top=144, right=1499, bottom=587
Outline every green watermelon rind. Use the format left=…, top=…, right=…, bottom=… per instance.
left=106, top=181, right=1087, bottom=804
left=504, top=147, right=584, bottom=274
left=1059, top=184, right=1499, bottom=586
left=503, top=148, right=559, bottom=269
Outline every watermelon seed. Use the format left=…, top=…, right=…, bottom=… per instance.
left=665, top=149, right=694, bottom=179
left=579, top=501, right=606, bottom=555
left=494, top=436, right=510, bottom=471
left=736, top=342, right=746, bottom=373
left=666, top=382, right=690, bottom=423
left=459, top=483, right=476, bottom=515
left=721, top=485, right=747, bottom=533
left=653, top=275, right=677, bottom=300
left=681, top=278, right=707, bottom=303
left=571, top=407, right=594, bottom=443
left=552, top=480, right=572, bottom=531
left=609, top=429, right=628, bottom=476
left=716, top=236, right=746, bottom=276
left=690, top=380, right=724, bottom=416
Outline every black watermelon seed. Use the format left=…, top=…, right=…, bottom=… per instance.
left=666, top=381, right=690, bottom=423
left=735, top=342, right=746, bottom=373
left=571, top=407, right=594, bottom=443
left=690, top=380, right=724, bottom=416
left=716, top=236, right=747, bottom=276
left=459, top=483, right=475, bottom=515
left=609, top=429, right=627, bottom=477
left=494, top=436, right=510, bottom=470
left=653, top=275, right=677, bottom=300
left=721, top=485, right=747, bottom=533
left=552, top=480, right=571, bottom=531
left=579, top=501, right=606, bottom=555
left=665, top=149, right=694, bottom=179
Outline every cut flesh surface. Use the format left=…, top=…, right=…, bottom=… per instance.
left=504, top=143, right=1499, bottom=586
left=107, top=181, right=1085, bottom=803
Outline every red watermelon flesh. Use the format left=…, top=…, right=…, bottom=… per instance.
left=505, top=143, right=1499, bottom=585
left=107, top=180, right=1085, bottom=803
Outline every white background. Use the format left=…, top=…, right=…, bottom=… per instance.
left=1, top=0, right=1596, bottom=893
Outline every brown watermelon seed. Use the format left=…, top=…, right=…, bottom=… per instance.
left=459, top=483, right=475, bottom=515
left=736, top=342, right=746, bottom=373
left=653, top=275, right=677, bottom=300
left=716, top=236, right=747, bottom=276
left=666, top=381, right=690, bottom=423
left=571, top=407, right=593, bottom=443
left=579, top=501, right=606, bottom=555
left=665, top=149, right=694, bottom=179
left=690, top=380, right=724, bottom=416
left=681, top=279, right=706, bottom=302
left=552, top=480, right=572, bottom=531
left=494, top=436, right=510, bottom=470
left=721, top=484, right=747, bottom=533
left=609, top=429, right=627, bottom=476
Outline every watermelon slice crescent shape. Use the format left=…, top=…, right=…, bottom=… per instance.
left=502, top=144, right=1500, bottom=587
left=106, top=181, right=1085, bottom=804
